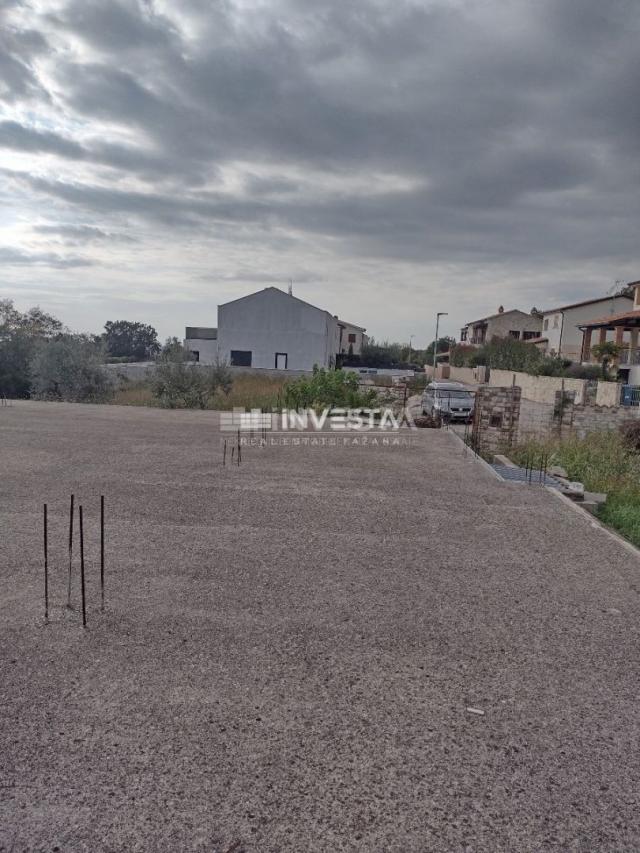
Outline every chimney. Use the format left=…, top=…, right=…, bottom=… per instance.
left=498, top=305, right=504, bottom=314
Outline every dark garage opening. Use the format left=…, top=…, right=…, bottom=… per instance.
left=230, top=350, right=252, bottom=367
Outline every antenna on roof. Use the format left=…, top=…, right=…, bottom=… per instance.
left=288, top=279, right=293, bottom=296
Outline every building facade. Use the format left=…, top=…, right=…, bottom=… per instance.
left=216, top=287, right=365, bottom=371
left=460, top=307, right=542, bottom=346
left=184, top=327, right=218, bottom=363
left=539, top=294, right=633, bottom=361
left=578, top=283, right=640, bottom=384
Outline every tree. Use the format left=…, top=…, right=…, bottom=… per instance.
left=160, top=336, right=189, bottom=362
left=0, top=299, right=63, bottom=398
left=425, top=337, right=455, bottom=360
left=30, top=335, right=112, bottom=402
left=591, top=341, right=621, bottom=379
left=103, top=320, right=160, bottom=361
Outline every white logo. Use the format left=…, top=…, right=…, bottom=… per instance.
left=220, top=408, right=274, bottom=431
left=220, top=407, right=415, bottom=431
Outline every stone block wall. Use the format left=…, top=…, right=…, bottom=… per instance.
left=571, top=404, right=640, bottom=438
left=472, top=386, right=521, bottom=453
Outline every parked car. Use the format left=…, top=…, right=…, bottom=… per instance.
left=422, top=381, right=475, bottom=422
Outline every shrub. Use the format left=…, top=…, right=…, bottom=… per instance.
left=620, top=420, right=640, bottom=452
left=479, top=337, right=543, bottom=371
left=563, top=363, right=601, bottom=380
left=532, top=357, right=572, bottom=377
left=30, top=335, right=113, bottom=403
left=283, top=366, right=377, bottom=410
left=449, top=344, right=477, bottom=367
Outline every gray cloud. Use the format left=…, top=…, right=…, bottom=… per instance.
left=0, top=246, right=94, bottom=268
left=33, top=223, right=137, bottom=243
left=1, top=0, right=639, bottom=336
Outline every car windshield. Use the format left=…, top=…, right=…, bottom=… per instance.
left=435, top=390, right=472, bottom=399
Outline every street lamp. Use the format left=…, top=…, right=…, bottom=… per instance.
left=433, top=312, right=448, bottom=375
left=408, top=334, right=415, bottom=363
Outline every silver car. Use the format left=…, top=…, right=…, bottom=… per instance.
left=422, top=381, right=475, bottom=422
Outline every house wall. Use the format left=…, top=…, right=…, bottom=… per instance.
left=338, top=324, right=366, bottom=356
left=541, top=296, right=633, bottom=360
left=184, top=337, right=218, bottom=364
left=217, top=288, right=333, bottom=371
left=485, top=311, right=542, bottom=341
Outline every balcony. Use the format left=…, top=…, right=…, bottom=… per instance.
left=619, top=347, right=640, bottom=366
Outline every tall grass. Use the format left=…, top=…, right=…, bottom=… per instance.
left=509, top=431, right=640, bottom=547
left=111, top=374, right=287, bottom=411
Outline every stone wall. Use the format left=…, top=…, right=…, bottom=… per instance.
left=595, top=381, right=622, bottom=407
left=489, top=369, right=588, bottom=405
left=571, top=404, right=640, bottom=438
left=472, top=386, right=521, bottom=453
left=504, top=390, right=640, bottom=443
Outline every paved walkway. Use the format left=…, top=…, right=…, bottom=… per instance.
left=1, top=402, right=639, bottom=851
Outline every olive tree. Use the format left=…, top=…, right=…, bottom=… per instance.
left=151, top=344, right=233, bottom=408
left=30, top=334, right=113, bottom=403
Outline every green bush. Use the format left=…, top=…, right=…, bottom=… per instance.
left=599, top=497, right=640, bottom=547
left=564, top=363, right=601, bottom=380
left=283, top=366, right=377, bottom=410
left=532, top=357, right=572, bottom=377
left=31, top=335, right=113, bottom=403
left=449, top=344, right=477, bottom=367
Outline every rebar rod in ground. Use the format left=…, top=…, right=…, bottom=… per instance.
left=43, top=503, right=49, bottom=621
left=67, top=493, right=74, bottom=607
left=223, top=439, right=227, bottom=466
left=79, top=505, right=87, bottom=628
left=100, top=495, right=105, bottom=612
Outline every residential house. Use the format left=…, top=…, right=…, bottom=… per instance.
left=460, top=307, right=542, bottom=346
left=578, top=282, right=640, bottom=385
left=538, top=293, right=634, bottom=361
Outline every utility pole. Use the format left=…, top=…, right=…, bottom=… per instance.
left=433, top=312, right=448, bottom=376
left=408, top=334, right=414, bottom=363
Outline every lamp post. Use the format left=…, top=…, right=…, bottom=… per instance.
left=433, top=312, right=448, bottom=376
left=408, top=334, right=414, bottom=363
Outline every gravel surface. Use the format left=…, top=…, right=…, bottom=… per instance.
left=1, top=401, right=640, bottom=852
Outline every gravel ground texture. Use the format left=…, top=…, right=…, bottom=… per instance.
left=1, top=401, right=640, bottom=852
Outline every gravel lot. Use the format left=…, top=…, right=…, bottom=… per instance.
left=1, top=401, right=640, bottom=852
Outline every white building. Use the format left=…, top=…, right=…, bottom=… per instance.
left=214, top=287, right=366, bottom=371
left=538, top=294, right=634, bottom=360
left=336, top=319, right=367, bottom=359
left=184, top=327, right=217, bottom=362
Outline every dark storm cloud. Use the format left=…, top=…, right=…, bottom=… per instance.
left=2, top=0, right=640, bottom=292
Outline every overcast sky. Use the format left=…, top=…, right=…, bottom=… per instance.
left=1, top=0, right=638, bottom=345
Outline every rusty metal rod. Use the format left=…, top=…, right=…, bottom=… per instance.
left=79, top=505, right=87, bottom=628
left=67, top=493, right=74, bottom=607
left=44, top=503, right=49, bottom=621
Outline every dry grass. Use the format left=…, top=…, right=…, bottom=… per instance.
left=111, top=374, right=288, bottom=411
